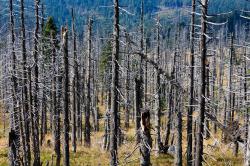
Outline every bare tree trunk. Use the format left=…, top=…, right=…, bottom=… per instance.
left=136, top=0, right=145, bottom=144
left=20, top=0, right=31, bottom=165
left=62, top=27, right=70, bottom=166
left=175, top=97, right=182, bottom=166
left=110, top=0, right=120, bottom=164
left=140, top=109, right=152, bottom=166
left=85, top=18, right=93, bottom=147
left=32, top=1, right=40, bottom=165
left=155, top=17, right=162, bottom=153
left=124, top=32, right=130, bottom=128
left=195, top=0, right=208, bottom=165
left=9, top=0, right=20, bottom=165
left=71, top=8, right=77, bottom=153
left=187, top=0, right=195, bottom=165
left=51, top=27, right=60, bottom=166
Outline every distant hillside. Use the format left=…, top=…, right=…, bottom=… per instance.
left=41, top=0, right=250, bottom=33
left=0, top=0, right=249, bottom=35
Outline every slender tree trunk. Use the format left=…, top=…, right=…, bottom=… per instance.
left=85, top=18, right=93, bottom=147
left=32, top=1, right=40, bottom=165
left=20, top=0, right=31, bottom=165
left=62, top=27, right=70, bottom=166
left=187, top=0, right=195, bottom=165
left=176, top=97, right=182, bottom=166
left=195, top=0, right=208, bottom=165
left=110, top=0, right=120, bottom=164
left=71, top=8, right=77, bottom=153
left=124, top=32, right=130, bottom=128
left=51, top=28, right=60, bottom=166
left=155, top=17, right=162, bottom=153
left=9, top=0, right=20, bottom=165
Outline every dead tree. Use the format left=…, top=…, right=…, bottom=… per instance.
left=20, top=0, right=31, bottom=165
left=135, top=0, right=145, bottom=144
left=187, top=0, right=195, bottom=165
left=71, top=8, right=77, bottom=153
left=9, top=0, right=20, bottom=165
left=110, top=0, right=120, bottom=164
left=85, top=18, right=93, bottom=147
left=51, top=26, right=60, bottom=166
left=124, top=32, right=130, bottom=128
left=140, top=109, right=152, bottom=166
left=62, top=26, right=70, bottom=166
left=155, top=17, right=162, bottom=153
left=32, top=0, right=40, bottom=165
left=195, top=0, right=208, bottom=165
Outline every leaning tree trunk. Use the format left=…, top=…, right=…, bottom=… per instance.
left=110, top=0, right=120, bottom=165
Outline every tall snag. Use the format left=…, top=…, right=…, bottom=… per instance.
left=9, top=0, right=20, bottom=165
left=195, top=0, right=208, bottom=165
left=20, top=0, right=31, bottom=165
left=110, top=0, right=120, bottom=165
left=71, top=8, right=77, bottom=152
left=62, top=26, right=70, bottom=166
left=187, top=0, right=195, bottom=165
left=85, top=18, right=93, bottom=147
left=32, top=0, right=40, bottom=165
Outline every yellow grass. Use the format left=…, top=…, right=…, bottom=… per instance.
left=0, top=101, right=245, bottom=166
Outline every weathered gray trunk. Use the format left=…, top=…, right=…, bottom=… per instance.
left=32, top=1, right=40, bottom=165
left=187, top=0, right=195, bottom=165
left=71, top=8, right=77, bottom=153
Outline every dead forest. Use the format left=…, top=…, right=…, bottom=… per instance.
left=0, top=0, right=250, bottom=165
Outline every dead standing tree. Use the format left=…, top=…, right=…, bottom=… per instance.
left=9, top=0, right=20, bottom=165
left=20, top=0, right=31, bottom=165
left=195, top=0, right=208, bottom=165
left=140, top=109, right=152, bottom=166
left=32, top=0, right=40, bottom=165
left=110, top=0, right=120, bottom=165
left=85, top=18, right=93, bottom=147
left=187, top=0, right=196, bottom=165
left=62, top=26, right=70, bottom=166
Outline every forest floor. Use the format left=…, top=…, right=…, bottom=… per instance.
left=0, top=103, right=244, bottom=166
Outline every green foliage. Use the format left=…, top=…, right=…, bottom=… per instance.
left=43, top=17, right=57, bottom=38
left=99, top=41, right=112, bottom=76
left=42, top=17, right=58, bottom=64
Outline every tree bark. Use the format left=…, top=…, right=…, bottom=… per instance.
left=20, top=0, right=31, bottom=165
left=62, top=26, right=70, bottom=166
left=110, top=0, right=120, bottom=164
left=187, top=0, right=195, bottom=165
left=195, top=0, right=208, bottom=165
left=140, top=109, right=152, bottom=166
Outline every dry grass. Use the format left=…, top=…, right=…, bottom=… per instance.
left=0, top=102, right=244, bottom=166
